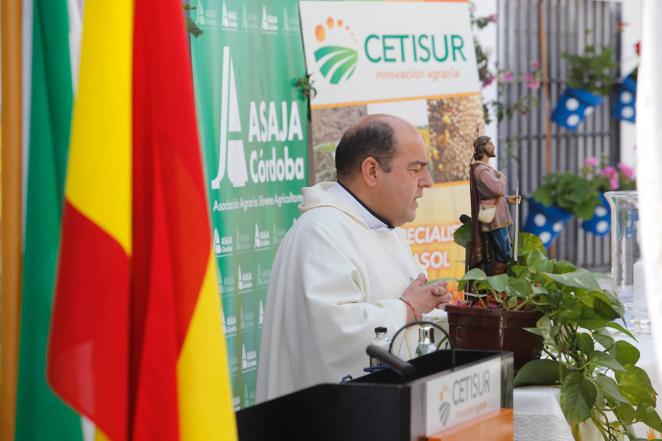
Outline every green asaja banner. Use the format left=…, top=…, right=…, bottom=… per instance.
left=189, top=0, right=308, bottom=410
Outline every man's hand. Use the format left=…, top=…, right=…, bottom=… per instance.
left=401, top=274, right=451, bottom=321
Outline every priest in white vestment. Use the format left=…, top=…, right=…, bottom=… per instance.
left=256, top=115, right=452, bottom=402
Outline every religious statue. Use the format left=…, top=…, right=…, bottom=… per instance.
left=468, top=135, right=521, bottom=275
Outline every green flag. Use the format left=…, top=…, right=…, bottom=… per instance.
left=15, top=0, right=82, bottom=439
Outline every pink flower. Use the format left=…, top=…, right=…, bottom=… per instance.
left=530, top=59, right=540, bottom=70
left=527, top=79, right=541, bottom=90
left=609, top=175, right=619, bottom=190
left=488, top=14, right=497, bottom=23
left=482, top=75, right=495, bottom=87
left=524, top=72, right=534, bottom=82
left=501, top=70, right=514, bottom=82
left=618, top=163, right=635, bottom=180
left=583, top=157, right=599, bottom=167
left=602, top=165, right=617, bottom=176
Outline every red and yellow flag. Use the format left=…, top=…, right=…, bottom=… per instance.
left=47, top=0, right=237, bottom=440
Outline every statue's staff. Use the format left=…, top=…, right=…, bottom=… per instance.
left=513, top=182, right=520, bottom=262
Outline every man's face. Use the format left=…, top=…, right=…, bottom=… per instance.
left=375, top=125, right=433, bottom=227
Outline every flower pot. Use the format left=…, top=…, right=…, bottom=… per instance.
left=551, top=87, right=604, bottom=131
left=446, top=305, right=542, bottom=370
left=613, top=74, right=636, bottom=123
left=522, top=199, right=573, bottom=248
left=581, top=192, right=611, bottom=236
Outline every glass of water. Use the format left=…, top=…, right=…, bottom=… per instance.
left=605, top=191, right=650, bottom=334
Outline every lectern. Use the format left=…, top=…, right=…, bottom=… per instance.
left=236, top=349, right=514, bottom=441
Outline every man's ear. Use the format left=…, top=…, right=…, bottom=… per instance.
left=360, top=156, right=380, bottom=188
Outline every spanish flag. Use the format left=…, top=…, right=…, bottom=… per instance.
left=47, top=0, right=237, bottom=439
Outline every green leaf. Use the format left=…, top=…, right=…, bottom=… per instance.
left=577, top=307, right=609, bottom=330
left=553, top=260, right=576, bottom=274
left=596, top=374, right=627, bottom=404
left=636, top=403, right=662, bottom=432
left=524, top=327, right=544, bottom=337
left=614, top=403, right=636, bottom=424
left=575, top=333, right=594, bottom=354
left=453, top=221, right=471, bottom=248
left=605, top=321, right=637, bottom=340
left=510, top=265, right=530, bottom=278
left=605, top=322, right=639, bottom=341
left=505, top=277, right=531, bottom=299
left=532, top=285, right=549, bottom=295
left=590, top=350, right=626, bottom=372
left=527, top=250, right=552, bottom=273
left=518, top=232, right=546, bottom=256
left=616, top=365, right=656, bottom=407
left=593, top=296, right=621, bottom=321
left=593, top=333, right=615, bottom=350
left=487, top=274, right=508, bottom=292
left=609, top=340, right=640, bottom=366
left=513, top=359, right=560, bottom=386
left=542, top=269, right=601, bottom=291
left=461, top=268, right=488, bottom=281
left=560, top=372, right=597, bottom=424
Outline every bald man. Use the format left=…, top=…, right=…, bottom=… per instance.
left=256, top=115, right=451, bottom=401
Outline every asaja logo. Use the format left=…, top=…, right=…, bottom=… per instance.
left=254, top=223, right=271, bottom=249
left=221, top=2, right=238, bottom=29
left=195, top=0, right=217, bottom=27
left=438, top=385, right=451, bottom=426
left=241, top=344, right=257, bottom=371
left=210, top=46, right=305, bottom=189
left=214, top=228, right=233, bottom=255
left=313, top=17, right=358, bottom=85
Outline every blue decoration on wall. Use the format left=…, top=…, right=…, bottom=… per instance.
left=613, top=74, right=637, bottom=123
left=581, top=193, right=611, bottom=236
left=522, top=199, right=573, bottom=248
left=551, top=87, right=604, bottom=131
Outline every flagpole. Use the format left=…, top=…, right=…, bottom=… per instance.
left=1, top=0, right=23, bottom=438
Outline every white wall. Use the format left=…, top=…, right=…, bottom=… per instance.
left=472, top=0, right=499, bottom=166
left=620, top=0, right=641, bottom=168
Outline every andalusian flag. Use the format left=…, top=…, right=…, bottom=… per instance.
left=47, top=0, right=237, bottom=439
left=16, top=0, right=83, bottom=440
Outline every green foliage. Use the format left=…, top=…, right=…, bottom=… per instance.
left=451, top=229, right=662, bottom=440
left=293, top=74, right=317, bottom=100
left=183, top=3, right=203, bottom=37
left=562, top=45, right=617, bottom=96
left=533, top=172, right=601, bottom=219
left=453, top=221, right=471, bottom=248
left=513, top=359, right=560, bottom=386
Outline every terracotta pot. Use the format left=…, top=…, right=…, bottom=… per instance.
left=445, top=305, right=543, bottom=370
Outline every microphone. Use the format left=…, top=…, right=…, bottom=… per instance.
left=459, top=214, right=471, bottom=224
left=366, top=344, right=416, bottom=377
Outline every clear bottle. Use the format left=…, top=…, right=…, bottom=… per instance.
left=416, top=326, right=437, bottom=357
left=369, top=327, right=390, bottom=368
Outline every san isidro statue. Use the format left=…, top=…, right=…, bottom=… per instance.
left=467, top=134, right=521, bottom=275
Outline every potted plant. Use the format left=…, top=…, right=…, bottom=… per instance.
left=447, top=228, right=662, bottom=440
left=580, top=157, right=636, bottom=236
left=525, top=171, right=600, bottom=247
left=551, top=45, right=617, bottom=131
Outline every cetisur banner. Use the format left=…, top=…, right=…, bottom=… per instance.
left=300, top=0, right=483, bottom=292
left=190, top=0, right=308, bottom=410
